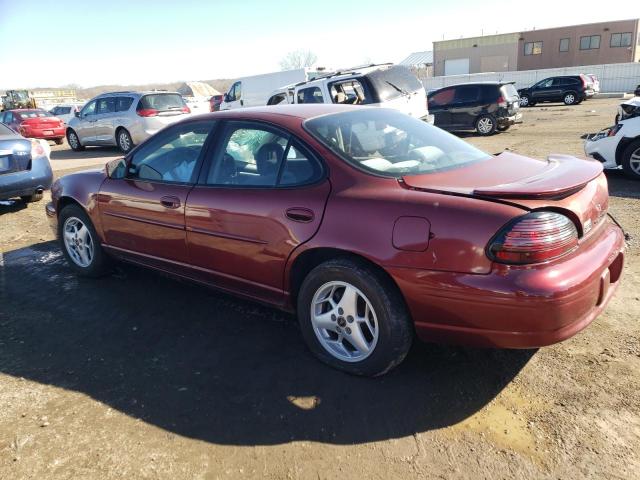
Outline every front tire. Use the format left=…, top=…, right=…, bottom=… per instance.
left=67, top=129, right=84, bottom=151
left=563, top=91, right=578, bottom=105
left=621, top=139, right=640, bottom=180
left=58, top=204, right=110, bottom=277
left=116, top=129, right=133, bottom=153
left=475, top=114, right=497, bottom=136
left=297, top=258, right=413, bottom=376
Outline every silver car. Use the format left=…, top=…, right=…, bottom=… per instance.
left=66, top=91, right=191, bottom=153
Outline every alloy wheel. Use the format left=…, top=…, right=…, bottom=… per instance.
left=630, top=147, right=640, bottom=175
left=68, top=132, right=79, bottom=149
left=477, top=117, right=494, bottom=134
left=310, top=281, right=379, bottom=362
left=565, top=94, right=575, bottom=104
left=63, top=217, right=94, bottom=268
left=119, top=131, right=131, bottom=152
left=520, top=96, right=529, bottom=107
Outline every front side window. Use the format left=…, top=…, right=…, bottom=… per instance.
left=96, top=97, right=116, bottom=114
left=304, top=109, right=490, bottom=178
left=297, top=87, right=324, bottom=104
left=580, top=35, right=600, bottom=50
left=128, top=121, right=214, bottom=183
left=610, top=32, right=632, bottom=47
left=227, top=82, right=241, bottom=102
left=81, top=100, right=96, bottom=117
left=534, top=78, right=553, bottom=88
left=559, top=38, right=570, bottom=52
left=524, top=41, right=543, bottom=55
left=207, top=123, right=322, bottom=187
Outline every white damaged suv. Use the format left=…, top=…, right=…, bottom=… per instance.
left=266, top=64, right=433, bottom=123
left=584, top=106, right=640, bottom=180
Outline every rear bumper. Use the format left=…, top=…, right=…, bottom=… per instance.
left=388, top=221, right=625, bottom=348
left=23, top=127, right=65, bottom=140
left=0, top=155, right=53, bottom=201
left=498, top=112, right=523, bottom=126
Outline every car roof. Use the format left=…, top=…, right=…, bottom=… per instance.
left=194, top=103, right=373, bottom=121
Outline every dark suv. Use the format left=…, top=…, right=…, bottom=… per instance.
left=518, top=75, right=594, bottom=107
left=427, top=82, right=521, bottom=136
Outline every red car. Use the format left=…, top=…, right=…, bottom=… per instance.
left=45, top=105, right=625, bottom=376
left=0, top=109, right=65, bottom=144
left=209, top=94, right=224, bottom=112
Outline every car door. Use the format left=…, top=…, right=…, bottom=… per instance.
left=185, top=120, right=330, bottom=304
left=449, top=85, right=481, bottom=128
left=94, top=96, right=117, bottom=144
left=75, top=100, right=97, bottom=144
left=427, top=87, right=455, bottom=129
left=531, top=78, right=554, bottom=102
left=97, top=119, right=216, bottom=265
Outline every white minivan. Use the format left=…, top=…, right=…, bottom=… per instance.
left=220, top=67, right=331, bottom=111
left=266, top=64, right=432, bottom=122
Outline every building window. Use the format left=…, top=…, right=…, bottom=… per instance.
left=559, top=38, right=570, bottom=52
left=524, top=41, right=543, bottom=56
left=610, top=32, right=632, bottom=48
left=579, top=35, right=601, bottom=50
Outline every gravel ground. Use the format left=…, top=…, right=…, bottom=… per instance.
left=0, top=98, right=638, bottom=479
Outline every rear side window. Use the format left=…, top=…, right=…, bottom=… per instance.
left=453, top=86, right=480, bottom=103
left=116, top=97, right=134, bottom=112
left=137, top=94, right=186, bottom=112
left=297, top=87, right=324, bottom=104
left=329, top=80, right=369, bottom=105
left=96, top=97, right=116, bottom=114
left=366, top=65, right=423, bottom=102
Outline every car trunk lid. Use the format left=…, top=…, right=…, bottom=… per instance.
left=20, top=116, right=62, bottom=128
left=401, top=152, right=609, bottom=236
left=0, top=138, right=32, bottom=175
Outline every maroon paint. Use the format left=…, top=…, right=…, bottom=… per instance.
left=47, top=104, right=625, bottom=349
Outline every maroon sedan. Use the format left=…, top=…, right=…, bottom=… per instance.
left=45, top=105, right=624, bottom=376
left=0, top=109, right=65, bottom=144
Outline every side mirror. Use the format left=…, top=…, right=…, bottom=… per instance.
left=105, top=158, right=127, bottom=179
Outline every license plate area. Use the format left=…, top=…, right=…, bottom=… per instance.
left=0, top=155, right=10, bottom=172
left=43, top=130, right=54, bottom=136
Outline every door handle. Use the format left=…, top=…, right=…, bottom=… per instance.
left=240, top=100, right=244, bottom=106
left=285, top=207, right=314, bottom=223
left=160, top=196, right=181, bottom=209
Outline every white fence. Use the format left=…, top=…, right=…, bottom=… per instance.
left=423, top=62, right=640, bottom=93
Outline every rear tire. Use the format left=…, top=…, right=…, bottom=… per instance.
left=67, top=129, right=84, bottom=151
left=563, top=91, right=578, bottom=105
left=58, top=204, right=110, bottom=277
left=21, top=192, right=43, bottom=203
left=297, top=258, right=413, bottom=376
left=519, top=94, right=530, bottom=107
left=116, top=128, right=133, bottom=154
left=621, top=139, right=640, bottom=180
left=475, top=114, right=497, bottom=136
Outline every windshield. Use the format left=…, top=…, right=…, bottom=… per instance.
left=366, top=66, right=424, bottom=102
left=304, top=109, right=490, bottom=177
left=138, top=93, right=186, bottom=112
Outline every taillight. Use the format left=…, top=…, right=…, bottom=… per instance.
left=181, top=106, right=191, bottom=114
left=488, top=211, right=578, bottom=264
left=580, top=75, right=588, bottom=88
left=31, top=139, right=45, bottom=157
left=497, top=95, right=507, bottom=108
left=137, top=108, right=158, bottom=117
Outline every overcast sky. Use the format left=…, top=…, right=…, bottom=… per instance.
left=0, top=0, right=638, bottom=89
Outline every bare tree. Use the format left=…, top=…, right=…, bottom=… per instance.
left=279, top=50, right=318, bottom=70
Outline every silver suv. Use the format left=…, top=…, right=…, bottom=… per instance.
left=66, top=91, right=191, bottom=153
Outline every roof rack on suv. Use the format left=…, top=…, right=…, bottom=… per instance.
left=104, top=91, right=137, bottom=95
left=286, top=63, right=396, bottom=90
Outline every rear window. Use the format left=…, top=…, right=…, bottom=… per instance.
left=0, top=123, right=14, bottom=135
left=366, top=66, right=424, bottom=102
left=137, top=94, right=186, bottom=112
left=16, top=110, right=52, bottom=119
left=501, top=84, right=519, bottom=100
left=304, top=109, right=490, bottom=178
